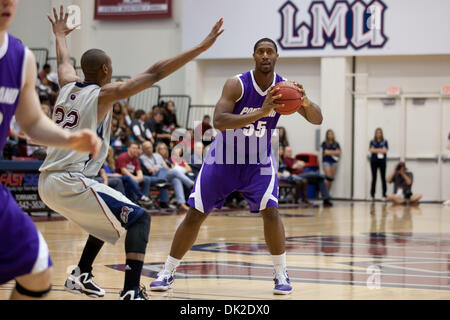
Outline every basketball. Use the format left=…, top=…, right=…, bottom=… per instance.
left=273, top=81, right=303, bottom=115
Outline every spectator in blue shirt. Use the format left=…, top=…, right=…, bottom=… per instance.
left=369, top=128, right=388, bottom=200
left=321, top=129, right=341, bottom=191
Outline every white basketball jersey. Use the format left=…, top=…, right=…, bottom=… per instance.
left=40, top=82, right=112, bottom=177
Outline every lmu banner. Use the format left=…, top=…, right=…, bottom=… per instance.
left=94, top=0, right=171, bottom=20
left=182, top=0, right=450, bottom=58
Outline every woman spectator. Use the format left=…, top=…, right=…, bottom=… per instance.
left=156, top=142, right=172, bottom=168
left=163, top=100, right=180, bottom=132
left=321, top=129, right=341, bottom=191
left=369, top=128, right=388, bottom=201
left=170, top=146, right=193, bottom=177
left=155, top=143, right=194, bottom=212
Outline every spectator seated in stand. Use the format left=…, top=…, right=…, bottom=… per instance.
left=386, top=162, right=422, bottom=205
left=114, top=141, right=152, bottom=208
left=284, top=146, right=333, bottom=207
left=146, top=110, right=172, bottom=147
left=152, top=142, right=194, bottom=212
left=130, top=109, right=154, bottom=144
left=37, top=63, right=59, bottom=106
left=162, top=100, right=180, bottom=133
left=170, top=145, right=195, bottom=181
left=95, top=147, right=127, bottom=196
left=277, top=145, right=314, bottom=207
left=138, top=141, right=173, bottom=210
left=195, top=115, right=214, bottom=147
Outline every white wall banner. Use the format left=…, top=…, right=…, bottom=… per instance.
left=182, top=0, right=450, bottom=58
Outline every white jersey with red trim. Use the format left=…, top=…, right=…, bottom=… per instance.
left=40, top=82, right=111, bottom=177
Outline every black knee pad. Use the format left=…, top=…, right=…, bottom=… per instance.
left=125, top=213, right=151, bottom=254
left=15, top=281, right=52, bottom=298
left=325, top=176, right=335, bottom=182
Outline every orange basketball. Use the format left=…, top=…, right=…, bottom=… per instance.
left=273, top=81, right=303, bottom=115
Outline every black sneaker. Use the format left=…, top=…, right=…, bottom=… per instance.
left=64, top=271, right=105, bottom=298
left=138, top=196, right=152, bottom=208
left=119, top=285, right=149, bottom=300
left=160, top=202, right=176, bottom=210
left=323, top=199, right=333, bottom=207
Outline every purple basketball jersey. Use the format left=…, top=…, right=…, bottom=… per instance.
left=0, top=33, right=25, bottom=152
left=207, top=70, right=285, bottom=165
left=0, top=34, right=52, bottom=284
left=188, top=71, right=285, bottom=214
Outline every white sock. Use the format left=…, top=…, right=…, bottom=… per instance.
left=163, top=255, right=180, bottom=274
left=272, top=252, right=287, bottom=276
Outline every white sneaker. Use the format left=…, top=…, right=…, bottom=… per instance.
left=273, top=272, right=292, bottom=295
left=64, top=271, right=105, bottom=298
left=149, top=270, right=174, bottom=291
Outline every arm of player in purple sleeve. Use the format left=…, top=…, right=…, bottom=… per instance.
left=213, top=77, right=283, bottom=131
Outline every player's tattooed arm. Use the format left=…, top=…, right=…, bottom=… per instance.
left=47, top=6, right=81, bottom=88
left=213, top=78, right=283, bottom=131
left=292, top=83, right=323, bottom=125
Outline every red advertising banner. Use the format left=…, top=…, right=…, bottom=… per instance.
left=94, top=0, right=171, bottom=20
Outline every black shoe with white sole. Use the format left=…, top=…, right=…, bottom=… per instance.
left=64, top=271, right=105, bottom=298
left=119, top=285, right=149, bottom=300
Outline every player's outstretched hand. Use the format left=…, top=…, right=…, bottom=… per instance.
left=261, top=86, right=284, bottom=116
left=199, top=18, right=225, bottom=51
left=47, top=5, right=79, bottom=37
left=67, top=129, right=102, bottom=159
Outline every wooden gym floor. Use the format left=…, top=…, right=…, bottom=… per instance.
left=1, top=201, right=449, bottom=300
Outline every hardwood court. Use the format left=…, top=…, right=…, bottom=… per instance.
left=1, top=202, right=449, bottom=300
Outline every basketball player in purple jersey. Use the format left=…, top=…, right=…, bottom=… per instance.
left=151, top=38, right=323, bottom=295
left=0, top=0, right=101, bottom=299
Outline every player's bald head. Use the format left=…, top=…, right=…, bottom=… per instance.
left=81, top=49, right=111, bottom=84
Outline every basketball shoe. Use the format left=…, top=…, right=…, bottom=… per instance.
left=119, top=285, right=149, bottom=300
left=149, top=270, right=174, bottom=291
left=273, top=272, right=292, bottom=295
left=64, top=271, right=105, bottom=298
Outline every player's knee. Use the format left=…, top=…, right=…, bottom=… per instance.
left=184, top=208, right=207, bottom=226
left=261, top=207, right=280, bottom=222
left=125, top=213, right=151, bottom=254
left=15, top=267, right=53, bottom=298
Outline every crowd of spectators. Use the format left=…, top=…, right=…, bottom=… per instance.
left=0, top=63, right=429, bottom=211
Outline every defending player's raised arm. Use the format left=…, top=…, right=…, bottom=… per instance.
left=47, top=6, right=81, bottom=88
left=292, top=82, right=323, bottom=125
left=98, top=18, right=225, bottom=108
left=213, top=78, right=283, bottom=131
left=15, top=49, right=101, bottom=158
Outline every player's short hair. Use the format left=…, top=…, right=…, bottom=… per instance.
left=43, top=63, right=51, bottom=70
left=80, top=49, right=109, bottom=79
left=253, top=38, right=278, bottom=53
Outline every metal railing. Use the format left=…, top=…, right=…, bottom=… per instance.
left=128, top=85, right=161, bottom=112
left=186, top=105, right=215, bottom=130
left=30, top=48, right=49, bottom=70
